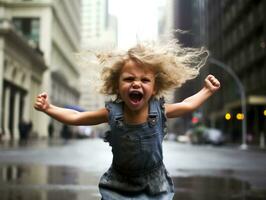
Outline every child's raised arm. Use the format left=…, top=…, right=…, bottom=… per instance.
left=34, top=93, right=108, bottom=125
left=165, top=74, right=220, bottom=118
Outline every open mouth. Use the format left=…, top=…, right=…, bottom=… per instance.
left=129, top=91, right=143, bottom=104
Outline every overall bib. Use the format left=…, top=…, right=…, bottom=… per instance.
left=99, top=98, right=174, bottom=200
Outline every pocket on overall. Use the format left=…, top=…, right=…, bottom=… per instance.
left=140, top=130, right=162, bottom=170
left=112, top=133, right=142, bottom=172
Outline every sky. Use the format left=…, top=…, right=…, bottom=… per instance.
left=109, top=0, right=165, bottom=48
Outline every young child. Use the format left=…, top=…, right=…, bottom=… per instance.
left=34, top=40, right=220, bottom=200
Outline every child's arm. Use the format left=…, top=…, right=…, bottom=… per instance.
left=34, top=93, right=108, bottom=125
left=165, top=75, right=220, bottom=118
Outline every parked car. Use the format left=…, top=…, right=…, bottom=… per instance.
left=177, top=134, right=190, bottom=143
left=165, top=132, right=177, bottom=141
left=187, top=125, right=207, bottom=144
left=183, top=126, right=225, bottom=145
left=203, top=128, right=225, bottom=145
left=76, top=126, right=93, bottom=139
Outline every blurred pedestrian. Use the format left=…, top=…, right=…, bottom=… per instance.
left=48, top=121, right=54, bottom=138
left=19, top=120, right=27, bottom=140
left=19, top=119, right=32, bottom=143
left=0, top=130, right=3, bottom=141
left=34, top=39, right=220, bottom=199
left=60, top=124, right=71, bottom=140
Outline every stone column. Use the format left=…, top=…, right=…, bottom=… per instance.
left=0, top=39, right=4, bottom=136
left=3, top=87, right=11, bottom=140
left=23, top=74, right=31, bottom=122
left=13, top=91, right=21, bottom=140
left=2, top=166, right=7, bottom=181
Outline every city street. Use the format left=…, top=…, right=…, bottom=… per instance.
left=0, top=139, right=266, bottom=200
left=1, top=0, right=266, bottom=200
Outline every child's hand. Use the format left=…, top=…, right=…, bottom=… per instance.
left=34, top=92, right=50, bottom=112
left=204, top=74, right=220, bottom=93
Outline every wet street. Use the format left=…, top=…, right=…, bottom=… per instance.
left=0, top=139, right=266, bottom=200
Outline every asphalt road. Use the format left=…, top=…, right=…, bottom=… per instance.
left=0, top=139, right=266, bottom=200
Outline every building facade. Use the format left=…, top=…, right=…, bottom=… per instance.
left=161, top=0, right=266, bottom=143
left=0, top=0, right=81, bottom=139
left=204, top=0, right=266, bottom=144
left=159, top=0, right=207, bottom=135
left=0, top=18, right=46, bottom=140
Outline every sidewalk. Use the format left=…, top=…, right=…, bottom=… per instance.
left=0, top=138, right=76, bottom=150
left=221, top=142, right=266, bottom=152
left=1, top=137, right=266, bottom=153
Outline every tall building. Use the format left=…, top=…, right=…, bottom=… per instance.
left=158, top=0, right=174, bottom=37
left=204, top=0, right=266, bottom=143
left=159, top=0, right=206, bottom=134
left=0, top=0, right=82, bottom=139
left=81, top=0, right=117, bottom=49
left=79, top=0, right=117, bottom=134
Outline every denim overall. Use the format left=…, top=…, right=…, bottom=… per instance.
left=99, top=98, right=174, bottom=200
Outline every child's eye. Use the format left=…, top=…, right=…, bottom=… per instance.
left=124, top=77, right=134, bottom=82
left=142, top=78, right=151, bottom=83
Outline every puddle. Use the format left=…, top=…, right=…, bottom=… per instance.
left=0, top=164, right=101, bottom=200
left=172, top=176, right=266, bottom=200
left=0, top=164, right=265, bottom=200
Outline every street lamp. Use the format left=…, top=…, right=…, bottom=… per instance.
left=225, top=113, right=231, bottom=120
left=208, top=57, right=248, bottom=150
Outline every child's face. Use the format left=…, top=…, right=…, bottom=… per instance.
left=118, top=59, right=156, bottom=111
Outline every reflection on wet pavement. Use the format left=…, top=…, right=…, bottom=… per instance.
left=172, top=176, right=265, bottom=200
left=0, top=164, right=265, bottom=200
left=0, top=164, right=101, bottom=200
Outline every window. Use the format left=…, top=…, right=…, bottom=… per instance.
left=12, top=17, right=40, bottom=45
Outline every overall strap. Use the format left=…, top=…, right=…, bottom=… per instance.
left=159, top=97, right=168, bottom=136
left=105, top=100, right=124, bottom=129
left=148, top=99, right=159, bottom=127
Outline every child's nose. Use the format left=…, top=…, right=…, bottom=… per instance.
left=132, top=81, right=141, bottom=88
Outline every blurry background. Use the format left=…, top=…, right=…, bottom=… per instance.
left=0, top=0, right=265, bottom=147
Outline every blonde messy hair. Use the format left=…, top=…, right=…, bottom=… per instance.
left=95, top=39, right=208, bottom=97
